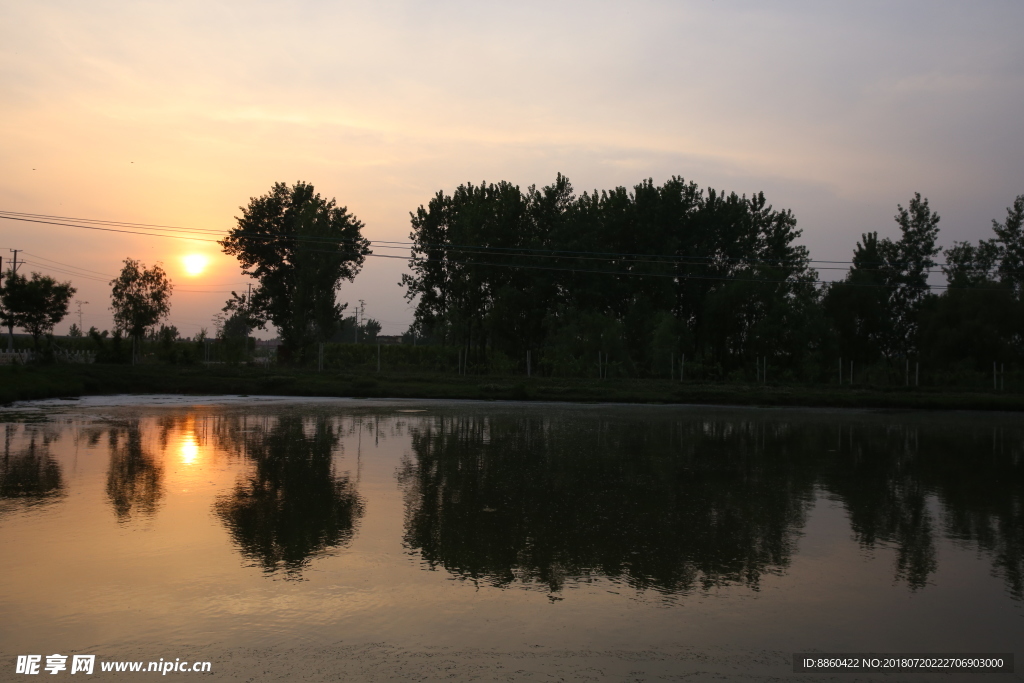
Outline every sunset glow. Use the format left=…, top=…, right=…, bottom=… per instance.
left=0, top=1, right=1021, bottom=339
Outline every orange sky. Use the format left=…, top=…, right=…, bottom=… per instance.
left=2, top=1, right=1023, bottom=337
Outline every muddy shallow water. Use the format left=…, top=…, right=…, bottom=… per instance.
left=1, top=396, right=1021, bottom=680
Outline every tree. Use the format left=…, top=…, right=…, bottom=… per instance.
left=404, top=174, right=821, bottom=377
left=941, top=240, right=1000, bottom=289
left=824, top=232, right=893, bottom=365
left=991, top=194, right=1024, bottom=295
left=109, top=259, right=173, bottom=361
left=918, top=194, right=1024, bottom=368
left=220, top=181, right=371, bottom=363
left=0, top=271, right=76, bottom=350
left=0, top=270, right=23, bottom=350
left=827, top=194, right=942, bottom=364
left=221, top=289, right=265, bottom=340
left=884, top=193, right=941, bottom=355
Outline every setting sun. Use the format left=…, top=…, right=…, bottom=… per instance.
left=182, top=254, right=208, bottom=276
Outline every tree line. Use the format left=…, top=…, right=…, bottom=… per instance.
left=403, top=175, right=1024, bottom=383
left=3, top=177, right=1022, bottom=385
left=0, top=257, right=174, bottom=363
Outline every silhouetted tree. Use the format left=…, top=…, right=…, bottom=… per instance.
left=885, top=193, right=942, bottom=355
left=109, top=259, right=173, bottom=361
left=0, top=271, right=76, bottom=350
left=992, top=194, right=1024, bottom=295
left=220, top=181, right=371, bottom=363
left=912, top=193, right=1024, bottom=371
left=404, top=175, right=819, bottom=377
left=824, top=232, right=892, bottom=366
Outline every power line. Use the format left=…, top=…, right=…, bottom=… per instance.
left=24, top=251, right=250, bottom=287
left=22, top=252, right=120, bottom=278
left=0, top=214, right=223, bottom=243
left=366, top=252, right=980, bottom=291
left=10, top=234, right=964, bottom=292
left=19, top=260, right=111, bottom=283
left=0, top=209, right=999, bottom=290
left=0, top=210, right=224, bottom=235
left=0, top=208, right=963, bottom=270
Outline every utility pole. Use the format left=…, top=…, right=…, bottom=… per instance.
left=5, top=250, right=19, bottom=351
left=1, top=254, right=4, bottom=352
left=74, top=300, right=89, bottom=332
left=355, top=299, right=365, bottom=344
left=246, top=283, right=252, bottom=359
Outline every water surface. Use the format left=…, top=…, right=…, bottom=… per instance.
left=1, top=396, right=1021, bottom=680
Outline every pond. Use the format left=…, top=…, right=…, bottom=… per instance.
left=1, top=396, right=1021, bottom=680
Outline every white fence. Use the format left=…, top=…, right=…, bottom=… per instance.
left=0, top=350, right=33, bottom=365
left=56, top=350, right=96, bottom=364
left=0, top=349, right=96, bottom=365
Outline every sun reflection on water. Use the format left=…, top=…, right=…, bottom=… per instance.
left=178, top=434, right=200, bottom=465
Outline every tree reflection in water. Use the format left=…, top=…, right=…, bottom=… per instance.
left=934, top=428, right=1024, bottom=600
left=823, top=423, right=1024, bottom=598
left=106, top=422, right=163, bottom=521
left=399, top=415, right=818, bottom=594
left=0, top=425, right=64, bottom=505
left=399, top=412, right=1024, bottom=600
left=214, top=416, right=364, bottom=578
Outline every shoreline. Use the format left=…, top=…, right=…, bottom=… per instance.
left=3, top=363, right=1022, bottom=412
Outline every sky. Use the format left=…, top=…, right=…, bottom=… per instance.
left=2, top=0, right=1022, bottom=337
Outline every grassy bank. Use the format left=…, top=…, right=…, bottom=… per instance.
left=2, top=363, right=1024, bottom=411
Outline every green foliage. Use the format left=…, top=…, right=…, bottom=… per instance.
left=332, top=309, right=381, bottom=345
left=220, top=181, right=371, bottom=363
left=400, top=181, right=1024, bottom=386
left=0, top=271, right=76, bottom=349
left=827, top=194, right=942, bottom=361
left=88, top=328, right=129, bottom=364
left=992, top=195, right=1024, bottom=295
left=220, top=290, right=263, bottom=342
left=942, top=240, right=1000, bottom=288
left=917, top=193, right=1024, bottom=372
left=109, top=259, right=173, bottom=346
left=887, top=193, right=942, bottom=352
left=154, top=325, right=185, bottom=363
left=403, top=174, right=820, bottom=377
left=918, top=284, right=1020, bottom=371
left=824, top=232, right=891, bottom=364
